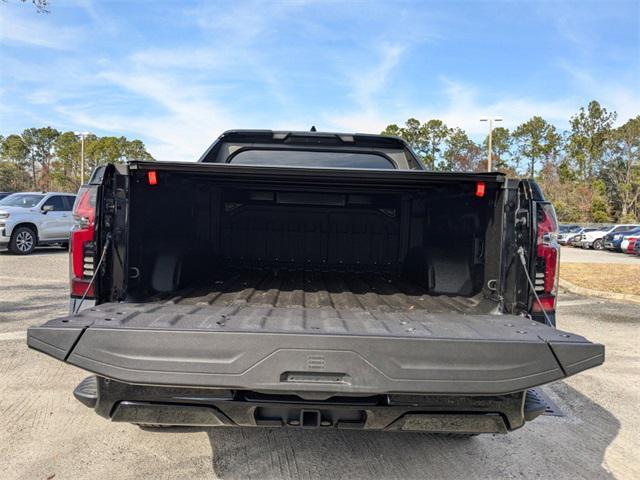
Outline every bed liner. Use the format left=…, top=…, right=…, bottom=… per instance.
left=155, top=270, right=497, bottom=314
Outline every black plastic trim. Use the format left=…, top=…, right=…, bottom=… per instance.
left=82, top=376, right=529, bottom=433
left=27, top=305, right=604, bottom=397
left=127, top=161, right=506, bottom=186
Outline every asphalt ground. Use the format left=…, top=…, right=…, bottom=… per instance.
left=560, top=245, right=639, bottom=264
left=0, top=248, right=638, bottom=479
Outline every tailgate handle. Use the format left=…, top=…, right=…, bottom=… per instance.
left=281, top=372, right=350, bottom=384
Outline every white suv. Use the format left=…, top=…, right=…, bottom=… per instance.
left=0, top=192, right=77, bottom=255
left=579, top=224, right=639, bottom=250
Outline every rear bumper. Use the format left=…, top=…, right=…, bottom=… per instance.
left=27, top=302, right=604, bottom=397
left=73, top=375, right=547, bottom=433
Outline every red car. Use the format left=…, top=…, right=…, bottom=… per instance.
left=622, top=235, right=639, bottom=254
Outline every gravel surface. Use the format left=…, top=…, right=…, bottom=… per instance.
left=0, top=250, right=638, bottom=479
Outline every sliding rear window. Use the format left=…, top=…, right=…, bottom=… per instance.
left=228, top=149, right=396, bottom=169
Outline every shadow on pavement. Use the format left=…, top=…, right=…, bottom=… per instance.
left=0, top=288, right=68, bottom=327
left=189, top=383, right=619, bottom=479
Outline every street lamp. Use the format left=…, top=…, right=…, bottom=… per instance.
left=74, top=132, right=91, bottom=184
left=480, top=117, right=502, bottom=172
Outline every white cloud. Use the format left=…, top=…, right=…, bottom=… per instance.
left=318, top=112, right=385, bottom=134
left=324, top=71, right=639, bottom=138
left=71, top=0, right=120, bottom=36
left=129, top=48, right=225, bottom=70
left=26, top=90, right=59, bottom=105
left=319, top=44, right=409, bottom=133
left=0, top=10, right=82, bottom=50
left=421, top=80, right=578, bottom=135
left=558, top=61, right=640, bottom=124
left=41, top=1, right=323, bottom=160
left=349, top=44, right=405, bottom=110
left=59, top=69, right=236, bottom=161
left=56, top=104, right=228, bottom=162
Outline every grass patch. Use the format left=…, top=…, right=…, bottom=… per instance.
left=561, top=263, right=640, bottom=296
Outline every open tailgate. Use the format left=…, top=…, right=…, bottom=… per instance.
left=27, top=302, right=603, bottom=396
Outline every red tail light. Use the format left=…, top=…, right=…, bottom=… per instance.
left=70, top=186, right=97, bottom=298
left=534, top=203, right=559, bottom=312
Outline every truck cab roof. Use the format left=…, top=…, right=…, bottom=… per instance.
left=197, top=129, right=424, bottom=170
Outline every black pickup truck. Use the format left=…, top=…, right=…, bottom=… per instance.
left=28, top=130, right=603, bottom=435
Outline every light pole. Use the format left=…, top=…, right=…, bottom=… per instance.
left=74, top=132, right=91, bottom=185
left=480, top=117, right=502, bottom=172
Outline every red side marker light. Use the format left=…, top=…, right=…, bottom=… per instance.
left=532, top=294, right=556, bottom=313
left=147, top=170, right=158, bottom=185
left=475, top=181, right=486, bottom=197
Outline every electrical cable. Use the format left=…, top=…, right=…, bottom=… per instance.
left=74, top=237, right=110, bottom=315
left=517, top=246, right=553, bottom=327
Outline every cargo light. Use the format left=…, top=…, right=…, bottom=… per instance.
left=475, top=181, right=486, bottom=197
left=147, top=170, right=158, bottom=185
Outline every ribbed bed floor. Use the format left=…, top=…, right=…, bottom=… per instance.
left=155, top=270, right=496, bottom=315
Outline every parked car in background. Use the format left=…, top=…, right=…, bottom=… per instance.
left=0, top=192, right=13, bottom=201
left=605, top=227, right=640, bottom=252
left=567, top=227, right=598, bottom=247
left=579, top=225, right=638, bottom=250
left=621, top=234, right=639, bottom=254
left=559, top=224, right=579, bottom=232
left=634, top=237, right=640, bottom=256
left=557, top=225, right=582, bottom=245
left=0, top=192, right=77, bottom=255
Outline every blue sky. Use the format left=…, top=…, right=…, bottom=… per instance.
left=1, top=0, right=638, bottom=161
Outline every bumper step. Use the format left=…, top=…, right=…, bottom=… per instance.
left=73, top=375, right=98, bottom=408
left=523, top=389, right=546, bottom=421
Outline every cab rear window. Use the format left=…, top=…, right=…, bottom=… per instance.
left=228, top=149, right=396, bottom=169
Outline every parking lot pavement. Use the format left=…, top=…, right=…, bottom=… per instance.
left=561, top=245, right=639, bottom=264
left=1, top=251, right=639, bottom=480
left=0, top=248, right=69, bottom=335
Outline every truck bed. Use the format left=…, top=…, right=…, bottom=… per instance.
left=156, top=269, right=497, bottom=314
